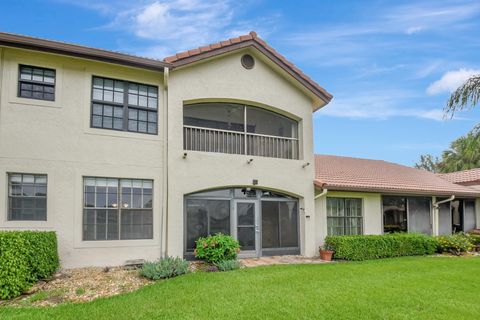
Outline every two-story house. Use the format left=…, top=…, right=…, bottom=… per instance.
left=0, top=31, right=333, bottom=267
left=1, top=31, right=478, bottom=268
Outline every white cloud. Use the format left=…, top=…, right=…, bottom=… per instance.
left=101, top=0, right=278, bottom=57
left=426, top=68, right=480, bottom=95
left=318, top=91, right=445, bottom=121
left=280, top=1, right=480, bottom=67
left=405, top=26, right=425, bottom=35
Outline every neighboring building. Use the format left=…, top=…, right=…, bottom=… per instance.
left=0, top=31, right=478, bottom=268
left=438, top=168, right=480, bottom=191
left=314, top=155, right=480, bottom=239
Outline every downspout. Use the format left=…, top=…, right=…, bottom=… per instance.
left=315, top=188, right=328, bottom=199
left=0, top=47, right=4, bottom=122
left=162, top=67, right=169, bottom=257
left=432, top=195, right=455, bottom=236
left=433, top=195, right=455, bottom=208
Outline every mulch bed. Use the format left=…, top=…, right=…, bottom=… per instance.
left=2, top=261, right=219, bottom=307
left=3, top=267, right=153, bottom=307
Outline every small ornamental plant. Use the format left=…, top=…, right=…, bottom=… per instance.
left=139, top=257, right=189, bottom=280
left=437, top=233, right=475, bottom=256
left=215, top=259, right=242, bottom=271
left=194, top=233, right=240, bottom=264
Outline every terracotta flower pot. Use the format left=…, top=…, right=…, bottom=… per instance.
left=319, top=249, right=334, bottom=261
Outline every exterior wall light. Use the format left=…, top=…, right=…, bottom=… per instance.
left=183, top=152, right=188, bottom=159
left=247, top=158, right=254, bottom=164
left=302, top=162, right=310, bottom=168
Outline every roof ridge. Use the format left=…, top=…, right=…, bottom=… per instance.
left=315, top=154, right=388, bottom=163
left=438, top=167, right=480, bottom=176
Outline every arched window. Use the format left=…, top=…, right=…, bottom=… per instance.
left=183, top=103, right=299, bottom=159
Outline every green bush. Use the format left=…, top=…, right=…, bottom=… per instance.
left=194, top=233, right=240, bottom=264
left=467, top=233, right=480, bottom=246
left=215, top=259, right=242, bottom=271
left=437, top=233, right=475, bottom=255
left=139, top=257, right=189, bottom=280
left=0, top=231, right=59, bottom=299
left=324, top=233, right=438, bottom=261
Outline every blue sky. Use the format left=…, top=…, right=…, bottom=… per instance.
left=1, top=0, right=480, bottom=166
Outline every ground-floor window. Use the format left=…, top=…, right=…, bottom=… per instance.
left=8, top=173, right=47, bottom=221
left=184, top=188, right=299, bottom=255
left=83, top=177, right=153, bottom=241
left=382, top=196, right=432, bottom=234
left=326, top=197, right=363, bottom=236
left=185, top=199, right=230, bottom=251
left=451, top=199, right=476, bottom=233
left=261, top=200, right=298, bottom=248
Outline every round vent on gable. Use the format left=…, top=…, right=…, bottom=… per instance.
left=241, top=54, right=255, bottom=69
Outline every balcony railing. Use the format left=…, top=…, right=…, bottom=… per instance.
left=184, top=125, right=299, bottom=160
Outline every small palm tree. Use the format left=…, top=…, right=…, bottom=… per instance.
left=437, top=128, right=480, bottom=172
left=445, top=75, right=480, bottom=117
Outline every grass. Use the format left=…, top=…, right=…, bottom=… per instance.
left=18, top=289, right=66, bottom=307
left=1, top=256, right=479, bottom=319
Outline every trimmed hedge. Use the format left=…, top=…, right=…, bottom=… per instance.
left=0, top=231, right=59, bottom=299
left=324, top=233, right=438, bottom=261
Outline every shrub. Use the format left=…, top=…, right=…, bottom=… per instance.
left=194, top=233, right=240, bottom=264
left=215, top=259, right=242, bottom=271
left=324, top=233, right=438, bottom=261
left=437, top=233, right=475, bottom=255
left=467, top=233, right=480, bottom=246
left=0, top=231, right=59, bottom=299
left=139, top=257, right=189, bottom=280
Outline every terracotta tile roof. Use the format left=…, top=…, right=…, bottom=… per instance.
left=314, top=155, right=480, bottom=197
left=438, top=168, right=480, bottom=185
left=164, top=31, right=333, bottom=106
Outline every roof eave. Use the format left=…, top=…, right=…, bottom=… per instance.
left=316, top=183, right=480, bottom=198
left=0, top=32, right=170, bottom=72
left=166, top=39, right=333, bottom=106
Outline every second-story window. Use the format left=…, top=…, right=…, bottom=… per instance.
left=18, top=65, right=56, bottom=101
left=183, top=103, right=299, bottom=159
left=91, top=76, right=158, bottom=134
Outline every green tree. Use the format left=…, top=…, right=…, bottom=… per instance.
left=414, top=154, right=439, bottom=173
left=415, top=126, right=480, bottom=173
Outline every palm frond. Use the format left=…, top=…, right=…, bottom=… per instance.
left=445, top=75, right=480, bottom=118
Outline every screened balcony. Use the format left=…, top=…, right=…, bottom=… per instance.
left=183, top=103, right=299, bottom=159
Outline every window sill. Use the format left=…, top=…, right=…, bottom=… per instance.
left=83, top=127, right=162, bottom=141
left=74, top=238, right=159, bottom=249
left=0, top=220, right=54, bottom=229
left=9, top=96, right=61, bottom=109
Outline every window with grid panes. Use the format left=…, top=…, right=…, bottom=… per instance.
left=91, top=76, right=158, bottom=134
left=83, top=177, right=153, bottom=241
left=327, top=197, right=363, bottom=236
left=8, top=173, right=47, bottom=221
left=18, top=65, right=55, bottom=101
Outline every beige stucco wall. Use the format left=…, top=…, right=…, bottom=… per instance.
left=314, top=190, right=383, bottom=247
left=0, top=45, right=323, bottom=265
left=0, top=47, right=166, bottom=268
left=166, top=48, right=318, bottom=257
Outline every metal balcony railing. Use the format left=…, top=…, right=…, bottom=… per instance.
left=183, top=125, right=299, bottom=160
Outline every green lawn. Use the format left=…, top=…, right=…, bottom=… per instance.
left=1, top=256, right=479, bottom=320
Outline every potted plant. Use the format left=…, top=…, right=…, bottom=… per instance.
left=319, top=244, right=334, bottom=261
